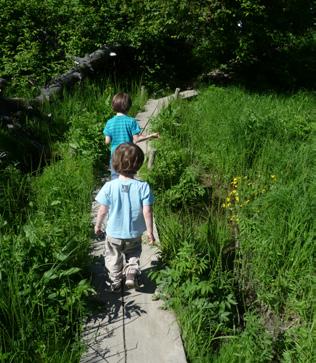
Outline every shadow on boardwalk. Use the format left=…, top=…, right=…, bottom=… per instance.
left=81, top=237, right=186, bottom=363
left=80, top=93, right=193, bottom=362
left=81, top=238, right=164, bottom=363
left=86, top=248, right=157, bottom=321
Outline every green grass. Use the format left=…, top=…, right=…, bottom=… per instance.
left=2, top=82, right=313, bottom=361
left=147, top=86, right=315, bottom=362
left=0, top=79, right=147, bottom=362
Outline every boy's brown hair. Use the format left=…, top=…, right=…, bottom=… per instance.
left=112, top=92, right=132, bottom=113
left=112, top=143, right=144, bottom=176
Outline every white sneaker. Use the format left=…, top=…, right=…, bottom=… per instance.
left=125, top=268, right=139, bottom=289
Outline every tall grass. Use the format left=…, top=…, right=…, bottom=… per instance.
left=0, top=79, right=147, bottom=362
left=147, top=87, right=315, bottom=362
left=0, top=158, right=94, bottom=362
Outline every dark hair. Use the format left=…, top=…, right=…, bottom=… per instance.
left=112, top=143, right=144, bottom=176
left=112, top=92, right=132, bottom=113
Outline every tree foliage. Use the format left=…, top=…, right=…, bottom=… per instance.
left=0, top=0, right=315, bottom=93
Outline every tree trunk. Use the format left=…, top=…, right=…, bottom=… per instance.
left=35, top=45, right=115, bottom=102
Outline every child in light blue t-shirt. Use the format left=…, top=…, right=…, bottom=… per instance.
left=103, top=92, right=158, bottom=179
left=95, top=142, right=155, bottom=291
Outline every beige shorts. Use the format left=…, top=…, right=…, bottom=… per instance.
left=105, top=236, right=142, bottom=284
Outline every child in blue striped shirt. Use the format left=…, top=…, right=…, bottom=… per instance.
left=103, top=92, right=158, bottom=179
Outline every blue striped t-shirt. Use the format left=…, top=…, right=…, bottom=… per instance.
left=103, top=114, right=141, bottom=155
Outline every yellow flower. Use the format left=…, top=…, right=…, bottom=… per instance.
left=230, top=215, right=240, bottom=223
left=231, top=176, right=241, bottom=186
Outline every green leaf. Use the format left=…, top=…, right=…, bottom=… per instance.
left=59, top=267, right=81, bottom=277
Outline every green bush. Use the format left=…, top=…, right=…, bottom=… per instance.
left=1, top=1, right=314, bottom=94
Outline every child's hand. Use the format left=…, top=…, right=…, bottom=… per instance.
left=94, top=226, right=103, bottom=236
left=147, top=232, right=155, bottom=245
left=95, top=228, right=105, bottom=241
left=151, top=132, right=160, bottom=139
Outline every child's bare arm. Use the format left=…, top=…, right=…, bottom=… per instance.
left=132, top=134, right=140, bottom=143
left=94, top=204, right=109, bottom=235
left=143, top=205, right=155, bottom=244
left=105, top=136, right=111, bottom=145
left=134, top=133, right=159, bottom=144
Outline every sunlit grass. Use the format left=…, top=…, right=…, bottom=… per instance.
left=148, top=86, right=315, bottom=362
left=0, top=79, right=147, bottom=362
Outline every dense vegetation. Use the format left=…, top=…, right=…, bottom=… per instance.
left=0, top=0, right=315, bottom=95
left=0, top=82, right=146, bottom=362
left=0, top=1, right=315, bottom=362
left=146, top=87, right=315, bottom=362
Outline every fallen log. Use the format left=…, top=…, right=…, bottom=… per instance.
left=0, top=45, right=118, bottom=171
left=1, top=45, right=117, bottom=105
left=35, top=45, right=117, bottom=103
left=0, top=96, right=40, bottom=126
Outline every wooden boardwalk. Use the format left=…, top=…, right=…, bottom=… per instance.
left=80, top=90, right=197, bottom=363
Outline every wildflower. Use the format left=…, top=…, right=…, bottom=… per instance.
left=271, top=175, right=277, bottom=182
left=231, top=176, right=241, bottom=186
left=230, top=215, right=240, bottom=223
left=222, top=201, right=231, bottom=208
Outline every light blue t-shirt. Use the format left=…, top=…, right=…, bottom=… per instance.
left=95, top=178, right=154, bottom=239
left=103, top=115, right=141, bottom=155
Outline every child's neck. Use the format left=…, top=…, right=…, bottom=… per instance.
left=119, top=174, right=135, bottom=180
left=116, top=112, right=125, bottom=116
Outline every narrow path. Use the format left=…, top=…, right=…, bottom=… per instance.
left=80, top=90, right=197, bottom=363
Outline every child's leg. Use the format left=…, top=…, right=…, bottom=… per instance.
left=123, top=237, right=142, bottom=287
left=105, top=236, right=124, bottom=285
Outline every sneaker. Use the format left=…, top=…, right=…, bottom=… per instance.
left=107, top=281, right=122, bottom=293
left=125, top=268, right=139, bottom=289
left=125, top=273, right=135, bottom=289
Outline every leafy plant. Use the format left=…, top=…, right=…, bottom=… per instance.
left=147, top=86, right=315, bottom=362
